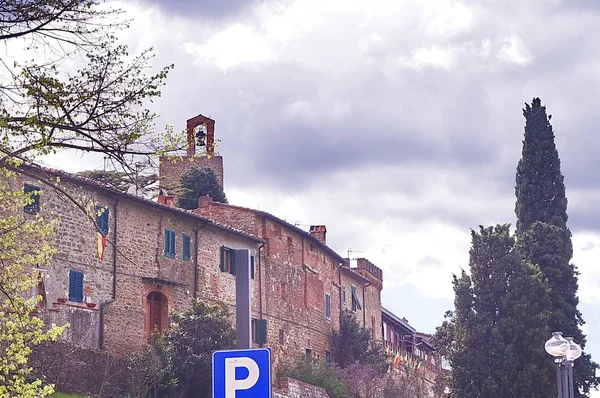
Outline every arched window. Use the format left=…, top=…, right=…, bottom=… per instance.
left=147, top=291, right=168, bottom=335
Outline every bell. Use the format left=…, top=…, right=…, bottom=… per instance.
left=196, top=129, right=206, bottom=147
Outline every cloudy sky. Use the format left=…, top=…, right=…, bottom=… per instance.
left=45, top=0, right=600, bottom=391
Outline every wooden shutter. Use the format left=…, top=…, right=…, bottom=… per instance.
left=254, top=319, right=267, bottom=344
left=24, top=184, right=41, bottom=214
left=69, top=270, right=83, bottom=302
left=68, top=271, right=77, bottom=301
left=183, top=234, right=191, bottom=261
left=230, top=249, right=237, bottom=275
left=250, top=256, right=255, bottom=279
left=96, top=205, right=109, bottom=235
left=220, top=246, right=226, bottom=271
left=325, top=293, right=331, bottom=319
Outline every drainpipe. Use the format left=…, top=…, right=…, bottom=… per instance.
left=338, top=263, right=343, bottom=325
left=112, top=196, right=119, bottom=299
left=193, top=224, right=209, bottom=299
left=258, top=243, right=265, bottom=320
left=362, top=282, right=371, bottom=327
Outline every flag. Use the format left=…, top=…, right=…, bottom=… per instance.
left=97, top=232, right=107, bottom=262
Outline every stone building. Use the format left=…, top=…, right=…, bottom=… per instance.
left=17, top=164, right=263, bottom=356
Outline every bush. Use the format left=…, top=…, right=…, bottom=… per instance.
left=279, top=357, right=349, bottom=398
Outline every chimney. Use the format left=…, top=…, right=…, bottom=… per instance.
left=157, top=188, right=177, bottom=207
left=309, top=225, right=327, bottom=245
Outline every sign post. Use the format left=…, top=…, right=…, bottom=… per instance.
left=235, top=249, right=251, bottom=349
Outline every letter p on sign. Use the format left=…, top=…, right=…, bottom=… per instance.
left=213, top=348, right=272, bottom=398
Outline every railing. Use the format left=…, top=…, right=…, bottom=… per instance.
left=384, top=341, right=442, bottom=373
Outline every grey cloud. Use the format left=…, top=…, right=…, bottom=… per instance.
left=138, top=0, right=253, bottom=19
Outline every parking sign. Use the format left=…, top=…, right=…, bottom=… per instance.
left=213, top=348, right=272, bottom=398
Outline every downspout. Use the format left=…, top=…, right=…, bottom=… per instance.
left=112, top=196, right=119, bottom=299
left=100, top=196, right=119, bottom=348
left=258, top=243, right=265, bottom=319
left=338, top=263, right=343, bottom=325
left=362, top=282, right=371, bottom=327
left=193, top=224, right=209, bottom=299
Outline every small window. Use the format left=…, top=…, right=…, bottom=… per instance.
left=95, top=205, right=109, bottom=235
left=24, top=183, right=41, bottom=214
left=69, top=270, right=84, bottom=302
left=279, top=329, right=284, bottom=345
left=252, top=318, right=267, bottom=344
left=305, top=348, right=312, bottom=364
left=182, top=233, right=191, bottom=261
left=164, top=229, right=176, bottom=258
left=325, top=293, right=331, bottom=320
left=342, top=287, right=346, bottom=304
left=251, top=255, right=255, bottom=279
left=351, top=285, right=362, bottom=312
left=220, top=246, right=236, bottom=274
left=325, top=349, right=331, bottom=366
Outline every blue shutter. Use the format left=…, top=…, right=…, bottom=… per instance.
left=183, top=234, right=191, bottom=261
left=325, top=293, right=331, bottom=320
left=230, top=249, right=237, bottom=275
left=250, top=256, right=255, bottom=279
left=220, top=246, right=226, bottom=271
left=165, top=229, right=176, bottom=258
left=68, top=271, right=77, bottom=301
left=24, top=184, right=41, bottom=214
left=69, top=270, right=83, bottom=302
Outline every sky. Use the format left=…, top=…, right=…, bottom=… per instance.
left=42, top=0, right=600, bottom=393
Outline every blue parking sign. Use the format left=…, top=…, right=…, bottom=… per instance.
left=213, top=348, right=272, bottom=398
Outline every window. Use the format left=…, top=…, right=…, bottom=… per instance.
left=23, top=184, right=41, bottom=214
left=325, top=349, right=331, bottom=366
left=251, top=255, right=255, bottom=279
left=325, top=293, right=331, bottom=320
left=342, top=287, right=346, bottom=303
left=182, top=233, right=191, bottom=261
left=305, top=348, right=312, bottom=364
left=351, top=285, right=362, bottom=312
left=95, top=205, right=109, bottom=234
left=164, top=229, right=176, bottom=258
left=69, top=270, right=84, bottom=302
left=220, top=246, right=235, bottom=274
left=279, top=329, right=284, bottom=345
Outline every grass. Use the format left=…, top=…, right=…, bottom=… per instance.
left=52, top=393, right=89, bottom=398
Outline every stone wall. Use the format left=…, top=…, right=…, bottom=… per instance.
left=274, top=377, right=331, bottom=398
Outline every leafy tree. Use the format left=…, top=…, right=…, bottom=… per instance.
left=167, top=299, right=236, bottom=398
left=332, top=310, right=387, bottom=373
left=0, top=169, right=66, bottom=396
left=178, top=168, right=227, bottom=209
left=76, top=169, right=158, bottom=197
left=515, top=98, right=599, bottom=396
left=437, top=225, right=553, bottom=398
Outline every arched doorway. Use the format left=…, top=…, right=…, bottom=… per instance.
left=147, top=291, right=168, bottom=336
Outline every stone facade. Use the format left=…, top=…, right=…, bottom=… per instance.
left=18, top=166, right=262, bottom=356
left=274, top=377, right=331, bottom=398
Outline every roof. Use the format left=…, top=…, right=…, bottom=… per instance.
left=340, top=265, right=372, bottom=285
left=18, top=163, right=265, bottom=244
left=198, top=200, right=348, bottom=264
left=382, top=307, right=417, bottom=333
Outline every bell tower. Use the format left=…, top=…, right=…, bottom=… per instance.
left=158, top=114, right=224, bottom=197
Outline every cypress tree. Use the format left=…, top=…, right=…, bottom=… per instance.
left=447, top=225, right=552, bottom=398
left=177, top=167, right=227, bottom=209
left=515, top=98, right=599, bottom=396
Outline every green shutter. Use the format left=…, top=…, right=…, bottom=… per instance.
left=255, top=319, right=267, bottom=344
left=220, top=246, right=226, bottom=272
left=250, top=256, right=255, bottom=279
left=230, top=250, right=237, bottom=275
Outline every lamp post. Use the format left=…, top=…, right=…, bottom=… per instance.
left=545, top=332, right=582, bottom=398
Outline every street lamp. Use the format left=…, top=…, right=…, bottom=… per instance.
left=545, top=332, right=582, bottom=398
